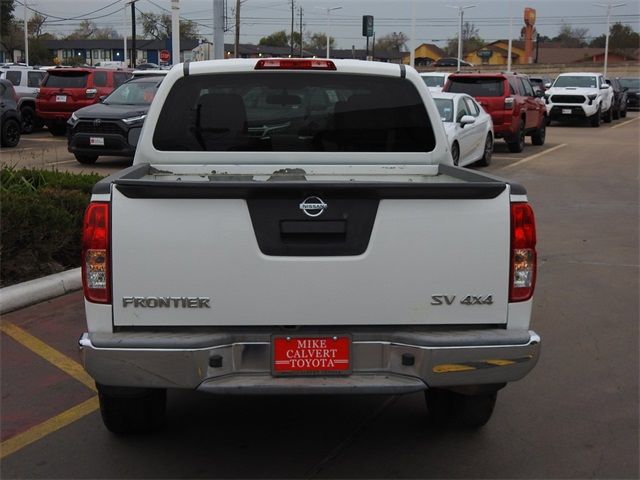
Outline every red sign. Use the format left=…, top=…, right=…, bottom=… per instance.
left=159, top=49, right=171, bottom=63
left=273, top=336, right=350, bottom=374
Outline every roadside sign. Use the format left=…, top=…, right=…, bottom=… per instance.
left=159, top=50, right=171, bottom=63
left=362, top=15, right=374, bottom=37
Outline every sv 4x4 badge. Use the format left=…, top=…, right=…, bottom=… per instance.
left=431, top=295, right=494, bottom=306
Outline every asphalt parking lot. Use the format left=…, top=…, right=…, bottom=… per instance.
left=1, top=114, right=639, bottom=478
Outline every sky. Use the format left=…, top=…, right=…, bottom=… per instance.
left=13, top=0, right=640, bottom=49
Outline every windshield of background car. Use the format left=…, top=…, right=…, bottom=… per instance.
left=434, top=98, right=454, bottom=122
left=153, top=72, right=435, bottom=153
left=553, top=76, right=597, bottom=88
left=43, top=72, right=88, bottom=88
left=619, top=78, right=640, bottom=89
left=105, top=81, right=158, bottom=105
left=422, top=76, right=445, bottom=87
left=447, top=77, right=505, bottom=97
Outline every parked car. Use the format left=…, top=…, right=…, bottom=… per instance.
left=0, top=79, right=22, bottom=147
left=432, top=58, right=474, bottom=68
left=619, top=77, right=639, bottom=110
left=135, top=62, right=161, bottom=70
left=605, top=77, right=628, bottom=119
left=0, top=63, right=46, bottom=133
left=419, top=72, right=450, bottom=92
left=432, top=92, right=493, bottom=167
left=444, top=72, right=547, bottom=152
left=544, top=72, right=613, bottom=127
left=67, top=75, right=163, bottom=164
left=36, top=67, right=132, bottom=136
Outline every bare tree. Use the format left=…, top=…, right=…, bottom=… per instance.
left=375, top=31, right=409, bottom=51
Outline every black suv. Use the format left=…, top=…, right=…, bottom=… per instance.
left=619, top=77, right=638, bottom=110
left=0, top=79, right=21, bottom=147
left=605, top=77, right=628, bottom=119
left=67, top=75, right=163, bottom=164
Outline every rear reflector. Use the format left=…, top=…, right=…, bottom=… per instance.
left=510, top=202, right=537, bottom=302
left=255, top=59, right=337, bottom=70
left=82, top=202, right=110, bottom=304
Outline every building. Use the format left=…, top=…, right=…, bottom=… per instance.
left=402, top=43, right=447, bottom=66
left=465, top=40, right=525, bottom=66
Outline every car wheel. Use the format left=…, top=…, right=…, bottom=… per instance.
left=1, top=118, right=21, bottom=147
left=620, top=106, right=627, bottom=118
left=20, top=105, right=38, bottom=134
left=47, top=122, right=67, bottom=136
left=74, top=153, right=99, bottom=164
left=451, top=141, right=460, bottom=166
left=531, top=119, right=546, bottom=146
left=590, top=108, right=601, bottom=127
left=97, top=384, right=166, bottom=434
left=507, top=120, right=525, bottom=153
left=603, top=106, right=612, bottom=123
left=425, top=388, right=497, bottom=428
left=475, top=133, right=493, bottom=167
left=612, top=103, right=620, bottom=120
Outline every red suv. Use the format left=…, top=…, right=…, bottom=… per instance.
left=444, top=73, right=547, bottom=152
left=36, top=67, right=132, bottom=136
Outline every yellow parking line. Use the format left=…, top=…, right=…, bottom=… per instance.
left=0, top=322, right=96, bottom=392
left=501, top=143, right=567, bottom=170
left=0, top=396, right=99, bottom=459
left=610, top=116, right=640, bottom=129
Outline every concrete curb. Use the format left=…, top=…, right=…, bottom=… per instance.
left=0, top=268, right=82, bottom=315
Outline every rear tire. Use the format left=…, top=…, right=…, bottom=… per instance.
left=74, top=153, right=99, bottom=164
left=507, top=120, right=525, bottom=153
left=620, top=105, right=627, bottom=118
left=531, top=119, right=546, bottom=146
left=612, top=103, right=620, bottom=120
left=1, top=118, right=21, bottom=147
left=20, top=105, right=39, bottom=134
left=425, top=388, right=497, bottom=429
left=603, top=106, right=612, bottom=123
left=475, top=133, right=493, bottom=167
left=98, top=384, right=166, bottom=434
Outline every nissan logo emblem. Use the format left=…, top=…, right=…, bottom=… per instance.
left=299, top=196, right=327, bottom=217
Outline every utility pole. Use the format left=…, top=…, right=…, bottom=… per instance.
left=213, top=0, right=224, bottom=59
left=299, top=6, right=303, bottom=57
left=410, top=0, right=415, bottom=67
left=290, top=0, right=295, bottom=56
left=23, top=0, right=28, bottom=64
left=594, top=1, right=626, bottom=78
left=131, top=1, right=137, bottom=67
left=123, top=2, right=128, bottom=67
left=234, top=0, right=241, bottom=58
left=317, top=6, right=341, bottom=59
left=507, top=0, right=513, bottom=72
left=171, top=0, right=180, bottom=65
left=446, top=4, right=476, bottom=72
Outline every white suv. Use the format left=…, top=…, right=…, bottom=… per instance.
left=0, top=64, right=46, bottom=133
left=545, top=72, right=613, bottom=127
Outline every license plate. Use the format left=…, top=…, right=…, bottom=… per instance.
left=272, top=336, right=351, bottom=375
left=562, top=108, right=572, bottom=114
left=56, top=95, right=67, bottom=102
left=89, top=137, right=105, bottom=146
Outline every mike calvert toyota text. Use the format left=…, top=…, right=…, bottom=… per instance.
left=79, top=58, right=540, bottom=433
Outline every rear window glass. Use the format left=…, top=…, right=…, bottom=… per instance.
left=448, top=77, right=505, bottom=97
left=153, top=72, right=435, bottom=153
left=434, top=98, right=453, bottom=122
left=421, top=75, right=445, bottom=87
left=28, top=71, right=45, bottom=87
left=43, top=72, right=88, bottom=88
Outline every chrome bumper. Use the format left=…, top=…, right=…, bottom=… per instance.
left=79, top=328, right=541, bottom=394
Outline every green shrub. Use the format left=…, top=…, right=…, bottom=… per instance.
left=0, top=167, right=104, bottom=287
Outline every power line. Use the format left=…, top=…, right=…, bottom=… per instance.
left=13, top=0, right=124, bottom=22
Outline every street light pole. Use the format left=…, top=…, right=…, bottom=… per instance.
left=446, top=5, right=476, bottom=71
left=318, top=6, right=342, bottom=58
left=23, top=0, right=28, bottom=65
left=594, top=1, right=626, bottom=78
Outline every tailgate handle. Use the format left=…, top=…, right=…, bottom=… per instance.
left=280, top=220, right=346, bottom=241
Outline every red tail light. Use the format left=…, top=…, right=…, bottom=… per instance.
left=504, top=97, right=515, bottom=110
left=82, top=202, right=111, bottom=304
left=510, top=202, right=537, bottom=302
left=85, top=88, right=97, bottom=98
left=255, top=58, right=336, bottom=70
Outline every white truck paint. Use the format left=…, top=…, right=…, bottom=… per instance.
left=80, top=58, right=540, bottom=433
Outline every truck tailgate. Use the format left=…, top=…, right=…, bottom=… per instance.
left=110, top=180, right=511, bottom=327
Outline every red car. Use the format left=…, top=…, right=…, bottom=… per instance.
left=444, top=73, right=547, bottom=153
left=36, top=67, right=131, bottom=136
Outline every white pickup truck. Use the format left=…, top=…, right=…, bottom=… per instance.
left=545, top=72, right=614, bottom=127
left=79, top=58, right=540, bottom=434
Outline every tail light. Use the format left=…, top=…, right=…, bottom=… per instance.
left=510, top=202, right=537, bottom=302
left=504, top=97, right=515, bottom=109
left=86, top=88, right=98, bottom=98
left=255, top=58, right=336, bottom=70
left=82, top=202, right=111, bottom=304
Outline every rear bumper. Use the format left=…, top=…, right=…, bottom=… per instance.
left=79, top=328, right=541, bottom=394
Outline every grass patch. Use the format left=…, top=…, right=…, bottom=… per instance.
left=1, top=167, right=104, bottom=287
